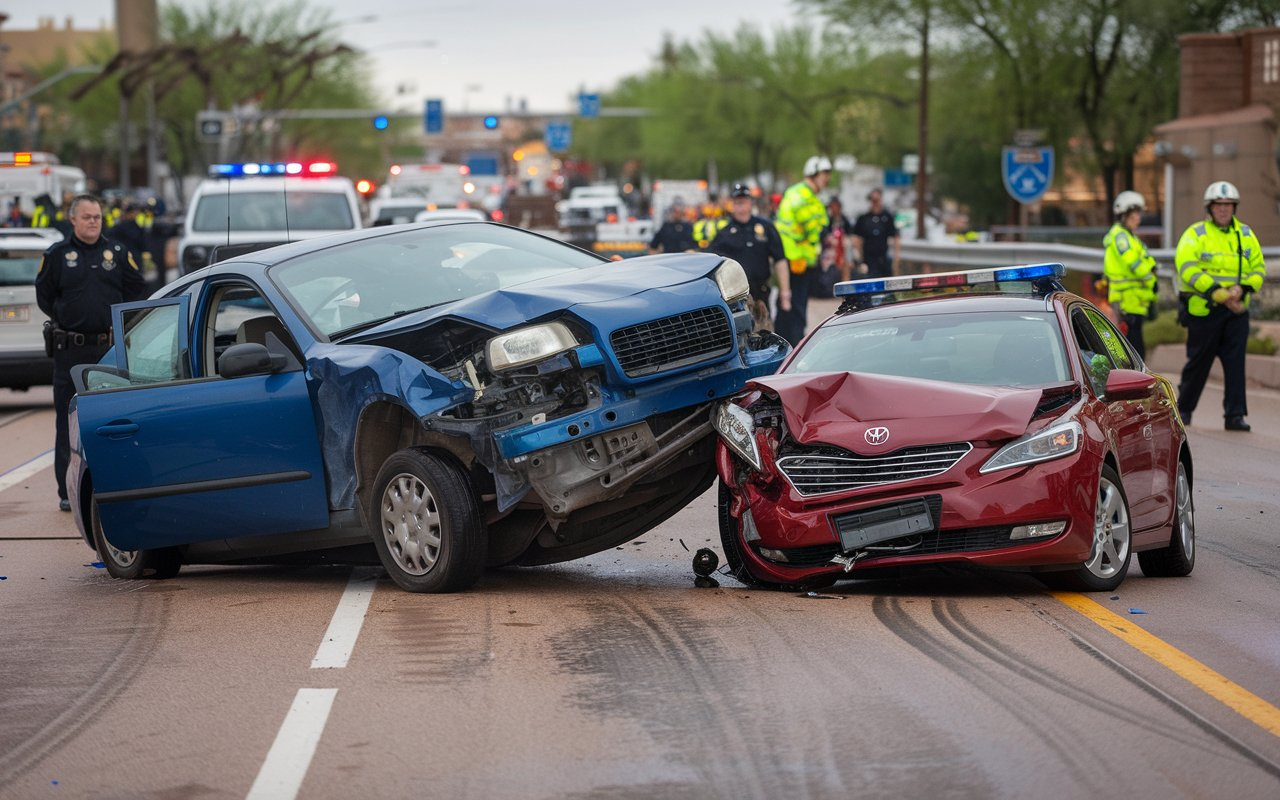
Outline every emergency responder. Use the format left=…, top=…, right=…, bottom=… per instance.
left=648, top=197, right=697, bottom=254
left=1174, top=181, right=1266, bottom=431
left=708, top=183, right=789, bottom=332
left=107, top=201, right=158, bottom=291
left=35, top=194, right=147, bottom=511
left=851, top=188, right=899, bottom=278
left=693, top=197, right=728, bottom=249
left=1103, top=190, right=1158, bottom=359
left=774, top=155, right=831, bottom=345
left=31, top=193, right=56, bottom=229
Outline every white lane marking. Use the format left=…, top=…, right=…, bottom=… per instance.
left=310, top=567, right=380, bottom=669
left=0, top=450, right=54, bottom=494
left=245, top=688, right=338, bottom=800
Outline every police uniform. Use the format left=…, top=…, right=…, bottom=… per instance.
left=852, top=207, right=898, bottom=278
left=35, top=233, right=147, bottom=505
left=708, top=215, right=785, bottom=331
left=648, top=220, right=697, bottom=253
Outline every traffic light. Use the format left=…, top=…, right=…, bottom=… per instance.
left=372, top=114, right=389, bottom=130
left=482, top=115, right=499, bottom=130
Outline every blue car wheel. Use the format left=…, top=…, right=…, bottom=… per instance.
left=91, top=498, right=182, bottom=580
left=368, top=448, right=486, bottom=593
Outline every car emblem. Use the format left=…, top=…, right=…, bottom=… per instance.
left=864, top=426, right=890, bottom=446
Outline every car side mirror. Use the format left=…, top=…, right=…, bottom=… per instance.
left=218, top=342, right=287, bottom=378
left=1104, top=368, right=1156, bottom=401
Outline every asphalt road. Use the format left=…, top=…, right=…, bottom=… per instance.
left=2, top=346, right=1279, bottom=798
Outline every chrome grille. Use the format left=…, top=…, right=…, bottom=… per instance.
left=777, top=443, right=972, bottom=497
left=610, top=306, right=733, bottom=378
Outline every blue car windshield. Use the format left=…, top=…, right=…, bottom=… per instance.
left=270, top=224, right=606, bottom=338
left=789, top=310, right=1072, bottom=387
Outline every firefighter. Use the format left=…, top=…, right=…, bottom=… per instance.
left=1174, top=181, right=1266, bottom=431
left=773, top=155, right=831, bottom=345
left=1103, top=190, right=1158, bottom=359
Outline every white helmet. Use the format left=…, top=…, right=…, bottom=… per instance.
left=804, top=155, right=833, bottom=177
left=1112, top=190, right=1145, bottom=217
left=1203, top=180, right=1240, bottom=206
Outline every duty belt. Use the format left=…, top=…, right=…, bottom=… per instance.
left=54, top=329, right=111, bottom=347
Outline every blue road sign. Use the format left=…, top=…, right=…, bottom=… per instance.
left=1002, top=146, right=1054, bottom=204
left=425, top=99, right=443, bottom=134
left=578, top=93, right=600, bottom=119
left=545, top=120, right=572, bottom=152
left=883, top=168, right=913, bottom=187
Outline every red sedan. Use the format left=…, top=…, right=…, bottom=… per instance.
left=714, top=264, right=1194, bottom=592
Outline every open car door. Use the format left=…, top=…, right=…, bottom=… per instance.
left=71, top=295, right=330, bottom=551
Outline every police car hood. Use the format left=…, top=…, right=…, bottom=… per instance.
left=748, top=371, right=1042, bottom=455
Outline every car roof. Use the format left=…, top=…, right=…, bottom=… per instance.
left=192, top=176, right=356, bottom=195
left=0, top=228, right=62, bottom=251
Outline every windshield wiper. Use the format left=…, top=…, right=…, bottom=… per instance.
left=329, top=303, right=445, bottom=340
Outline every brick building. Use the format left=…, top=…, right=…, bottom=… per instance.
left=1155, top=27, right=1280, bottom=246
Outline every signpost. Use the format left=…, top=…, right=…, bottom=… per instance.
left=424, top=99, right=443, bottom=134
left=545, top=120, right=572, bottom=153
left=1001, top=146, right=1054, bottom=204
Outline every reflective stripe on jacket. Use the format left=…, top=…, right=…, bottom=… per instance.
left=775, top=180, right=828, bottom=271
left=1103, top=223, right=1157, bottom=315
left=1175, top=217, right=1266, bottom=317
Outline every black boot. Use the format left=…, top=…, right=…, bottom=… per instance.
left=1225, top=416, right=1251, bottom=432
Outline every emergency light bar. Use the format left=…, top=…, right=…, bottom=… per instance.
left=208, top=161, right=338, bottom=177
left=834, top=263, right=1065, bottom=297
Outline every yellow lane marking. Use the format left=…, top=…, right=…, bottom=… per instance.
left=1053, top=591, right=1280, bottom=737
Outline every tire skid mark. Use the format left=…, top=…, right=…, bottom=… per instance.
left=550, top=594, right=771, bottom=800
left=380, top=593, right=493, bottom=684
left=1199, top=540, right=1280, bottom=581
left=872, top=596, right=1113, bottom=795
left=936, top=601, right=1225, bottom=754
left=0, top=591, right=172, bottom=788
left=1024, top=598, right=1280, bottom=781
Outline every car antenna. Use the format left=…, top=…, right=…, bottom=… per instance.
left=283, top=171, right=291, bottom=242
left=225, top=175, right=231, bottom=253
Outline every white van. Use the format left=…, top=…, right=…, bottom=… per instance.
left=177, top=162, right=362, bottom=275
left=0, top=151, right=87, bottom=217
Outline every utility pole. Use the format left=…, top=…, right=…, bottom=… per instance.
left=114, top=0, right=159, bottom=190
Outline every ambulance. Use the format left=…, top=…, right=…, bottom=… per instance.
left=0, top=151, right=88, bottom=220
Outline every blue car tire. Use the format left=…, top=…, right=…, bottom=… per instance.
left=368, top=448, right=486, bottom=593
left=91, top=498, right=182, bottom=580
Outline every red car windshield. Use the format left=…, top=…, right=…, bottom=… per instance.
left=789, top=311, right=1072, bottom=387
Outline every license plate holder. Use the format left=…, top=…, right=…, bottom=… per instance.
left=835, top=500, right=934, bottom=552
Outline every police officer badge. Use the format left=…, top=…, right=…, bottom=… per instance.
left=754, top=223, right=766, bottom=241
left=103, top=248, right=116, bottom=271
left=65, top=251, right=79, bottom=268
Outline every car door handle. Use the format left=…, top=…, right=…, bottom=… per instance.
left=95, top=422, right=139, bottom=437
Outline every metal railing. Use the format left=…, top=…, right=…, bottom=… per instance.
left=901, top=240, right=1280, bottom=278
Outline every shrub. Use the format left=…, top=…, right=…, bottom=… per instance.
left=1143, top=310, right=1186, bottom=347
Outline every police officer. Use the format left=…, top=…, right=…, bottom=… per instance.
left=108, top=201, right=158, bottom=292
left=1175, top=181, right=1266, bottom=431
left=1103, top=190, right=1158, bottom=359
left=708, top=184, right=789, bottom=332
left=648, top=197, right=697, bottom=254
left=35, top=194, right=147, bottom=511
left=851, top=188, right=900, bottom=279
left=775, top=155, right=832, bottom=345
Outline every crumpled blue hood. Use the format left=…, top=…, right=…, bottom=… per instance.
left=356, top=252, right=724, bottom=336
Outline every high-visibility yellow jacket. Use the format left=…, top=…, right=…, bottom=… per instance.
left=693, top=217, right=727, bottom=248
left=31, top=205, right=50, bottom=228
left=1175, top=217, right=1266, bottom=317
left=774, top=180, right=828, bottom=273
left=1103, top=223, right=1157, bottom=315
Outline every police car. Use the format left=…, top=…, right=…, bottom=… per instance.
left=177, top=161, right=362, bottom=275
left=0, top=228, right=64, bottom=390
left=714, top=264, right=1194, bottom=592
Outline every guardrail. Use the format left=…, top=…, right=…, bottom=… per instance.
left=902, top=240, right=1280, bottom=278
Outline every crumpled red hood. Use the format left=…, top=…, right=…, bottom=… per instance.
left=746, top=372, right=1043, bottom=454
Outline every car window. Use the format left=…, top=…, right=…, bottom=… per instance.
left=118, top=303, right=188, bottom=384
left=0, top=254, right=42, bottom=286
left=789, top=310, right=1070, bottom=387
left=1071, top=306, right=1133, bottom=396
left=192, top=190, right=354, bottom=232
left=270, top=224, right=606, bottom=338
left=200, top=282, right=298, bottom=377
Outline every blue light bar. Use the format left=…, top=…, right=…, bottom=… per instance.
left=834, top=263, right=1065, bottom=297
left=208, top=161, right=333, bottom=177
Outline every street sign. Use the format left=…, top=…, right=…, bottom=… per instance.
left=424, top=99, right=443, bottom=134
left=1001, top=146, right=1054, bottom=204
left=902, top=154, right=919, bottom=175
left=578, top=93, right=600, bottom=119
left=466, top=152, right=500, bottom=176
left=884, top=168, right=913, bottom=187
left=545, top=120, right=572, bottom=152
left=196, top=110, right=229, bottom=143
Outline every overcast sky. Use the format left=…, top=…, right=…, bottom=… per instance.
left=5, top=1, right=803, bottom=113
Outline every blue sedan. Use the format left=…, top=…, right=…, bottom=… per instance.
left=67, top=221, right=788, bottom=592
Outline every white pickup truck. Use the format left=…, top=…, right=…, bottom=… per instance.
left=557, top=185, right=627, bottom=243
